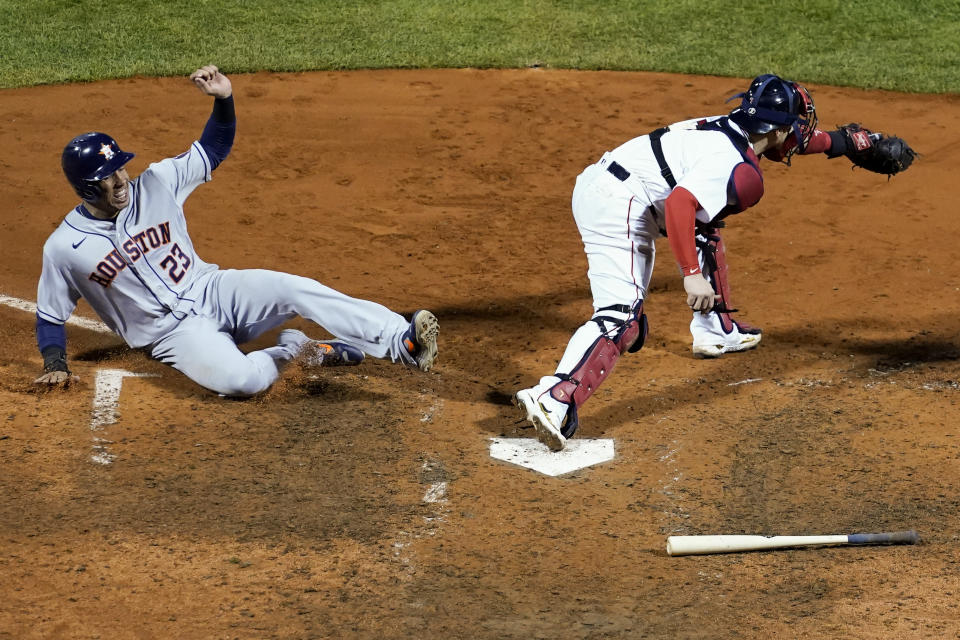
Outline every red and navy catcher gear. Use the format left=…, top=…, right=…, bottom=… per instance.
left=696, top=223, right=761, bottom=338
left=547, top=302, right=648, bottom=439
left=727, top=74, right=817, bottom=162
left=61, top=132, right=135, bottom=201
left=695, top=117, right=764, bottom=216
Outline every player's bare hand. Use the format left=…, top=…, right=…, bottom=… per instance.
left=190, top=65, right=232, bottom=99
left=683, top=274, right=721, bottom=312
left=34, top=370, right=78, bottom=386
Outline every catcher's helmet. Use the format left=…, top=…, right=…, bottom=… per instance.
left=727, top=74, right=817, bottom=157
left=61, top=132, right=135, bottom=201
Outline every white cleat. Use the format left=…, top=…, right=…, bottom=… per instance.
left=691, top=313, right=762, bottom=358
left=515, top=388, right=566, bottom=452
left=692, top=329, right=762, bottom=358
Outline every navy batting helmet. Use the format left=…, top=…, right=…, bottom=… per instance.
left=727, top=74, right=817, bottom=153
left=61, top=132, right=135, bottom=201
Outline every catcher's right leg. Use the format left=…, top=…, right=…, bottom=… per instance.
left=518, top=162, right=656, bottom=449
left=516, top=303, right=647, bottom=451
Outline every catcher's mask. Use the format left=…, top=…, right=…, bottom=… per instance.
left=727, top=74, right=817, bottom=158
left=61, top=132, right=135, bottom=202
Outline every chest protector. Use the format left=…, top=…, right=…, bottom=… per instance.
left=696, top=117, right=764, bottom=219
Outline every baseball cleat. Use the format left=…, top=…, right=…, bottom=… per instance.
left=515, top=388, right=566, bottom=452
left=692, top=322, right=762, bottom=358
left=313, top=341, right=365, bottom=367
left=403, top=310, right=439, bottom=371
left=278, top=329, right=365, bottom=367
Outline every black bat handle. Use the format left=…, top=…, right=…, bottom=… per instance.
left=848, top=530, right=919, bottom=545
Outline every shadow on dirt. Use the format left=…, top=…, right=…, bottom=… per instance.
left=850, top=338, right=960, bottom=369
left=73, top=344, right=134, bottom=361
left=772, top=325, right=960, bottom=367
left=456, top=299, right=960, bottom=437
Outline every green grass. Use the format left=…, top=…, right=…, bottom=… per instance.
left=1, top=0, right=957, bottom=92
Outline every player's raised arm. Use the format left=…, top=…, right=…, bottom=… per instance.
left=191, top=65, right=235, bottom=171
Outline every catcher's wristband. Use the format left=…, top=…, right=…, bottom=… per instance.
left=826, top=129, right=849, bottom=158
left=41, top=345, right=70, bottom=374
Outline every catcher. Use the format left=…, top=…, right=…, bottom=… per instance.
left=516, top=73, right=917, bottom=451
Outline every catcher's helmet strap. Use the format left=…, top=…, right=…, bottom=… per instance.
left=741, top=105, right=798, bottom=127
left=741, top=75, right=793, bottom=110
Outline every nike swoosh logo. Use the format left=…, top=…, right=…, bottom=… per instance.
left=72, top=238, right=86, bottom=249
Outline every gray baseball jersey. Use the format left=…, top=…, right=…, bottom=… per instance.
left=38, top=142, right=415, bottom=395
left=38, top=142, right=217, bottom=347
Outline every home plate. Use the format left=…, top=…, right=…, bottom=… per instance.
left=489, top=437, right=615, bottom=476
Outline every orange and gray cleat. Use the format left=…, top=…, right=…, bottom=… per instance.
left=314, top=341, right=365, bottom=366
left=403, top=310, right=439, bottom=371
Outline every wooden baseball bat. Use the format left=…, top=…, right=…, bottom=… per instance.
left=666, top=530, right=919, bottom=556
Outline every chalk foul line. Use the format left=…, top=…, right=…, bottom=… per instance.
left=90, top=369, right=159, bottom=465
left=0, top=293, right=112, bottom=334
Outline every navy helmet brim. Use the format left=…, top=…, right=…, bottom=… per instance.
left=728, top=108, right=780, bottom=135
left=89, top=150, right=135, bottom=181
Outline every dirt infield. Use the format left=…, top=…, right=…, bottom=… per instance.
left=1, top=69, right=959, bottom=639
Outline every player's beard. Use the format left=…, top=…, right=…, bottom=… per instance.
left=85, top=179, right=130, bottom=220
left=106, top=180, right=129, bottom=211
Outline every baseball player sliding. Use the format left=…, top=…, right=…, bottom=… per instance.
left=35, top=65, right=439, bottom=396
left=516, top=73, right=915, bottom=451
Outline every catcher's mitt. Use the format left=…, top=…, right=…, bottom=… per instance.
left=835, top=123, right=917, bottom=176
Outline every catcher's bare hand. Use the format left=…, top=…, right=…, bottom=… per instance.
left=683, top=274, right=720, bottom=312
left=190, top=65, right=232, bottom=99
left=34, top=370, right=78, bottom=386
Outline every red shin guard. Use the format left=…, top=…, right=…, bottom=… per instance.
left=548, top=303, right=648, bottom=438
